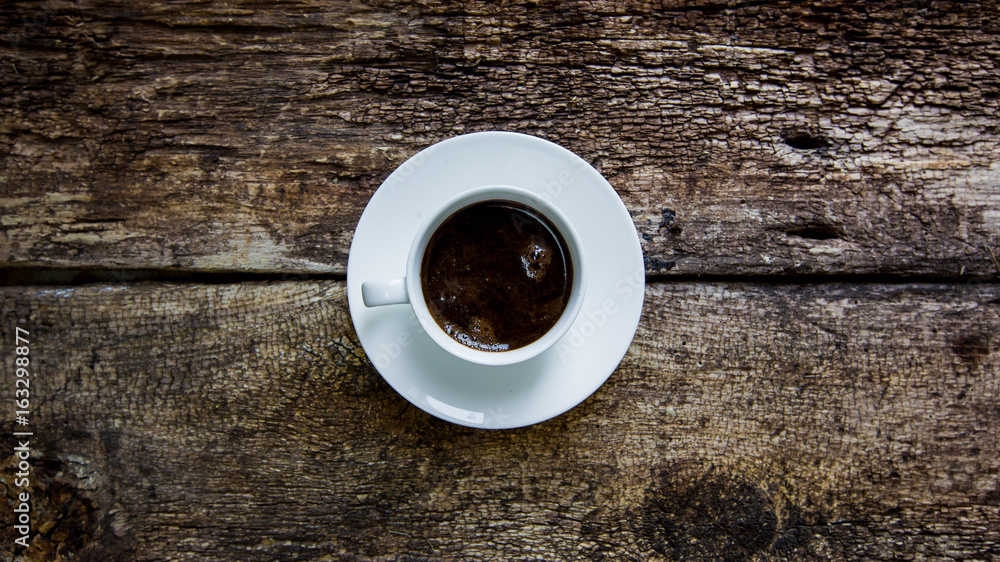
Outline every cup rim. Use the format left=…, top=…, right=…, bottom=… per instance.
left=404, top=185, right=587, bottom=366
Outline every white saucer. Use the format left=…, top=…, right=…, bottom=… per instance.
left=346, top=132, right=644, bottom=429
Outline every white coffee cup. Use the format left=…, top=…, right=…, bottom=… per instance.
left=361, top=185, right=586, bottom=366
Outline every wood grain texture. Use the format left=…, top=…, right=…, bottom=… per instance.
left=3, top=0, right=999, bottom=277
left=2, top=280, right=997, bottom=560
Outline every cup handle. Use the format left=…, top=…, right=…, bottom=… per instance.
left=361, top=278, right=409, bottom=307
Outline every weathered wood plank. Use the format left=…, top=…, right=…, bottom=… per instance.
left=2, top=280, right=997, bottom=560
left=3, top=1, right=999, bottom=277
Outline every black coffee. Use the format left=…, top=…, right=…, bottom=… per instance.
left=421, top=200, right=573, bottom=352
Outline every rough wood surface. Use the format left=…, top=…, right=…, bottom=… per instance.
left=3, top=1, right=999, bottom=560
left=2, top=280, right=997, bottom=560
left=3, top=0, right=999, bottom=277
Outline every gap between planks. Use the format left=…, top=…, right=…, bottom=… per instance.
left=1, top=267, right=998, bottom=288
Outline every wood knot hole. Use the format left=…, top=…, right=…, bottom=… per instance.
left=783, top=133, right=828, bottom=150
left=785, top=223, right=841, bottom=241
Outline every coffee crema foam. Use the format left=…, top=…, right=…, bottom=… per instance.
left=421, top=200, right=573, bottom=352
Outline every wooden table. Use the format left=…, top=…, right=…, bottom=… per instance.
left=2, top=1, right=998, bottom=560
